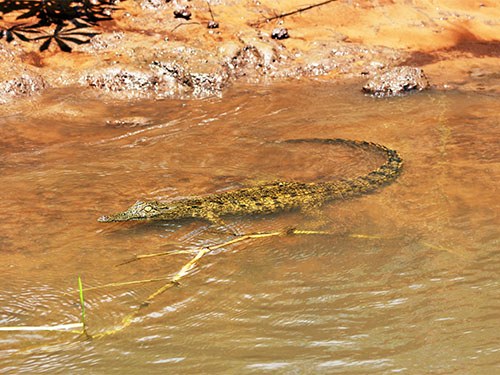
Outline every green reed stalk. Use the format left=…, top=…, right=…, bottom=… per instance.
left=78, top=276, right=86, bottom=328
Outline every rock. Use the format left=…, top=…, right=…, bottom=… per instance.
left=207, top=21, right=219, bottom=29
left=173, top=8, right=191, bottom=20
left=84, top=68, right=160, bottom=93
left=271, top=28, right=289, bottom=40
left=226, top=31, right=288, bottom=79
left=0, top=64, right=47, bottom=104
left=362, top=66, right=430, bottom=97
left=105, top=117, right=153, bottom=128
left=150, top=60, right=230, bottom=96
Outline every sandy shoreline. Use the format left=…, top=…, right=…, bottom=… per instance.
left=1, top=0, right=500, bottom=101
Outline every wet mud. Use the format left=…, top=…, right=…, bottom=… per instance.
left=1, top=1, right=500, bottom=101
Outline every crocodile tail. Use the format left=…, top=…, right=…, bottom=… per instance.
left=279, top=138, right=403, bottom=195
left=340, top=139, right=403, bottom=194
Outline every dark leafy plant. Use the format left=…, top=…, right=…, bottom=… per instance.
left=0, top=22, right=39, bottom=42
left=32, top=23, right=99, bottom=52
left=0, top=0, right=123, bottom=52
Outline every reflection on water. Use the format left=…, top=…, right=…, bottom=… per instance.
left=0, top=84, right=499, bottom=374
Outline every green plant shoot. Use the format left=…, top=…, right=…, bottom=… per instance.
left=78, top=276, right=86, bottom=327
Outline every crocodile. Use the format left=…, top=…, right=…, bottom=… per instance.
left=98, top=139, right=403, bottom=224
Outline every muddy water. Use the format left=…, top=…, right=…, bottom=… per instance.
left=0, top=83, right=499, bottom=374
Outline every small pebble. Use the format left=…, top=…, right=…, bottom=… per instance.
left=207, top=20, right=219, bottom=29
left=174, top=8, right=191, bottom=20
left=271, top=28, right=289, bottom=40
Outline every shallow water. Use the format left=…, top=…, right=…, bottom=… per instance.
left=0, top=83, right=499, bottom=374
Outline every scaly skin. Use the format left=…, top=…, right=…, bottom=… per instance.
left=98, top=139, right=403, bottom=224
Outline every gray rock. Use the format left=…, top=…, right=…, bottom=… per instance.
left=362, top=66, right=430, bottom=97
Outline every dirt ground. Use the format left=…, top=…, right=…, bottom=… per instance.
left=1, top=0, right=500, bottom=101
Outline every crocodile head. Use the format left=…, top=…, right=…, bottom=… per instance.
left=98, top=200, right=174, bottom=222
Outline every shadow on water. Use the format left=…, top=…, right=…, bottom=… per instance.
left=0, top=0, right=123, bottom=52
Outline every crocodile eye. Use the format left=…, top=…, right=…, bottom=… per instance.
left=144, top=205, right=152, bottom=212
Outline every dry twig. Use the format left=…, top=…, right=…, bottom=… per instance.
left=250, top=0, right=339, bottom=26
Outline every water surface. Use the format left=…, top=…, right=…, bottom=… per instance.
left=0, top=83, right=499, bottom=374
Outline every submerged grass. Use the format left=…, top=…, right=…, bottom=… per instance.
left=78, top=276, right=86, bottom=328
left=88, top=228, right=403, bottom=338
left=0, top=277, right=87, bottom=334
left=0, top=323, right=83, bottom=332
left=0, top=228, right=461, bottom=345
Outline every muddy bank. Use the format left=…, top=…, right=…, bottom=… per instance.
left=1, top=0, right=500, bottom=101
